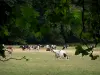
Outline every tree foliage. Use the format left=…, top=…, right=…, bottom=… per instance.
left=73, top=0, right=100, bottom=60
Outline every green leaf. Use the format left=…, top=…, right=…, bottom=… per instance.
left=60, top=0, right=66, bottom=4
left=20, top=4, right=39, bottom=19
left=1, top=26, right=9, bottom=36
left=15, top=18, right=25, bottom=27
left=40, top=27, right=50, bottom=35
left=34, top=32, right=43, bottom=40
left=75, top=45, right=84, bottom=55
left=82, top=32, right=94, bottom=41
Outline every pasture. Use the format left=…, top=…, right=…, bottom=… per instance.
left=0, top=46, right=100, bottom=75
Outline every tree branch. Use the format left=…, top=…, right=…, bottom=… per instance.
left=0, top=56, right=29, bottom=62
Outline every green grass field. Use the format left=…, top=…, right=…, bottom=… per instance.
left=0, top=47, right=100, bottom=75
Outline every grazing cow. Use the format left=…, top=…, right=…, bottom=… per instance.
left=32, top=45, right=40, bottom=51
left=20, top=45, right=25, bottom=51
left=51, top=48, right=69, bottom=59
left=46, top=45, right=51, bottom=51
left=51, top=45, right=56, bottom=49
left=20, top=45, right=31, bottom=51
left=6, top=46, right=13, bottom=52
left=33, top=45, right=38, bottom=49
left=5, top=46, right=13, bottom=58
left=40, top=45, right=44, bottom=48
left=36, top=45, right=40, bottom=51
left=62, top=44, right=68, bottom=50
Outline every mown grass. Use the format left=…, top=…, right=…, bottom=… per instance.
left=0, top=49, right=100, bottom=75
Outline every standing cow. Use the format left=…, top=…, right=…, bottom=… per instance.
left=62, top=44, right=68, bottom=50
left=20, top=45, right=31, bottom=51
left=46, top=45, right=51, bottom=51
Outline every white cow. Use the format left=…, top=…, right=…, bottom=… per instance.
left=51, top=49, right=69, bottom=59
left=51, top=45, right=56, bottom=49
left=46, top=45, right=51, bottom=51
left=36, top=45, right=40, bottom=51
left=46, top=45, right=50, bottom=48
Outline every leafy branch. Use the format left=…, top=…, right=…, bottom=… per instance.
left=75, top=0, right=100, bottom=60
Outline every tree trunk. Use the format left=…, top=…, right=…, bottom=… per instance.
left=60, top=23, right=68, bottom=44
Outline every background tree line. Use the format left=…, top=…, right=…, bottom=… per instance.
left=0, top=0, right=81, bottom=45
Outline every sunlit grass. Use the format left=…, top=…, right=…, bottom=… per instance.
left=0, top=49, right=100, bottom=75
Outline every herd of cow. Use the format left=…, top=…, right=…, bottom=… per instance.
left=19, top=44, right=69, bottom=59
left=19, top=44, right=68, bottom=51
left=19, top=44, right=55, bottom=51
left=1, top=44, right=69, bottom=59
left=1, top=44, right=97, bottom=60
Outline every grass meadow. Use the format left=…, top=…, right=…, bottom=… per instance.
left=0, top=46, right=100, bottom=75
